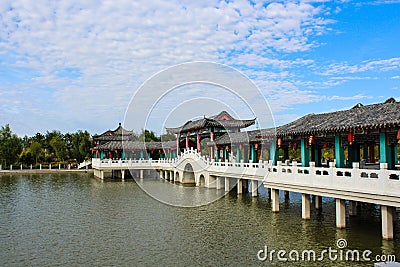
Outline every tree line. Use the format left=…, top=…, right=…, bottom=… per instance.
left=0, top=124, right=92, bottom=169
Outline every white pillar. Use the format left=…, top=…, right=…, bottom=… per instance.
left=121, top=170, right=125, bottom=181
left=349, top=201, right=357, bottom=216
left=225, top=177, right=230, bottom=192
left=271, top=189, right=279, bottom=212
left=336, top=198, right=346, bottom=228
left=251, top=180, right=258, bottom=197
left=40, top=164, right=42, bottom=170
left=237, top=179, right=243, bottom=195
left=20, top=164, right=23, bottom=170
left=140, top=169, right=143, bottom=179
left=302, top=193, right=311, bottom=220
left=315, top=195, right=322, bottom=210
left=216, top=177, right=223, bottom=190
left=381, top=205, right=394, bottom=240
left=100, top=170, right=104, bottom=180
left=49, top=164, right=51, bottom=170
left=59, top=164, right=61, bottom=170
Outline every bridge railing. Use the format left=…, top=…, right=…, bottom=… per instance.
left=265, top=161, right=400, bottom=202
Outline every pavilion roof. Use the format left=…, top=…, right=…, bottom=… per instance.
left=276, top=98, right=400, bottom=136
left=210, top=128, right=276, bottom=145
left=93, top=123, right=133, bottom=140
left=209, top=98, right=400, bottom=145
left=166, top=111, right=255, bottom=134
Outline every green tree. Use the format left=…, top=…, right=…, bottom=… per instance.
left=50, top=136, right=67, bottom=162
left=139, top=129, right=160, bottom=142
left=0, top=124, right=22, bottom=167
left=30, top=141, right=42, bottom=164
left=160, top=133, right=176, bottom=141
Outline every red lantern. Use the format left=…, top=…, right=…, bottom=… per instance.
left=240, top=144, right=243, bottom=150
left=322, top=143, right=327, bottom=149
left=397, top=129, right=400, bottom=140
left=348, top=132, right=354, bottom=145
left=308, top=135, right=314, bottom=146
left=277, top=138, right=282, bottom=147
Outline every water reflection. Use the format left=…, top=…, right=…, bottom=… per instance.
left=0, top=173, right=398, bottom=266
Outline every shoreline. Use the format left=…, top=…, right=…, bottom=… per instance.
left=0, top=169, right=94, bottom=175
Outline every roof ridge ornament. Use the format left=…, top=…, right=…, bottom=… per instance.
left=351, top=103, right=364, bottom=109
left=384, top=97, right=396, bottom=104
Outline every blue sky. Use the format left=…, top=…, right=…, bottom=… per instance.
left=0, top=0, right=399, bottom=136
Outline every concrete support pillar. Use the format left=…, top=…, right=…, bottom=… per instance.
left=225, top=177, right=230, bottom=192
left=335, top=135, right=344, bottom=168
left=100, top=170, right=104, bottom=180
left=159, top=170, right=164, bottom=179
left=237, top=179, right=243, bottom=195
left=121, top=170, right=125, bottom=181
left=301, top=138, right=310, bottom=167
left=271, top=189, right=279, bottom=212
left=284, top=190, right=290, bottom=200
left=140, top=169, right=144, bottom=179
left=381, top=205, right=394, bottom=240
left=336, top=198, right=346, bottom=228
left=251, top=180, right=258, bottom=197
left=349, top=201, right=357, bottom=216
left=302, top=193, right=311, bottom=220
left=315, top=195, right=322, bottom=210
left=216, top=177, right=222, bottom=190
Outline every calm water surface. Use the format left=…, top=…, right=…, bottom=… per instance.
left=0, top=173, right=399, bottom=266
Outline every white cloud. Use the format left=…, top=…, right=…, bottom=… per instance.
left=0, top=0, right=337, bottom=135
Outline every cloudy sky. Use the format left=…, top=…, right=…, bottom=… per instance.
left=1, top=0, right=399, bottom=136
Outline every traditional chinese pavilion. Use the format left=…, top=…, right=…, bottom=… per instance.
left=165, top=111, right=256, bottom=158
left=212, top=98, right=400, bottom=170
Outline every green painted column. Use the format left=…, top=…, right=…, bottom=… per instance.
left=250, top=144, right=255, bottom=162
left=140, top=151, right=144, bottom=159
left=301, top=138, right=310, bottom=167
left=215, top=147, right=219, bottom=162
left=270, top=141, right=277, bottom=166
left=121, top=151, right=125, bottom=160
left=314, top=145, right=321, bottom=167
left=283, top=146, right=289, bottom=161
left=394, top=145, right=398, bottom=165
left=363, top=145, right=369, bottom=161
left=236, top=145, right=241, bottom=162
left=100, top=151, right=105, bottom=160
left=148, top=152, right=151, bottom=159
left=348, top=144, right=355, bottom=166
left=380, top=132, right=394, bottom=169
left=335, top=135, right=344, bottom=168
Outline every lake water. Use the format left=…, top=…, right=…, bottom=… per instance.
left=0, top=173, right=399, bottom=266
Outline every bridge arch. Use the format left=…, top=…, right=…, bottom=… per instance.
left=198, top=174, right=205, bottom=187
left=182, top=163, right=195, bottom=184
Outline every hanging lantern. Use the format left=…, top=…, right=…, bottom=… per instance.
left=348, top=132, right=354, bottom=145
left=397, top=129, right=400, bottom=140
left=277, top=137, right=282, bottom=147
left=240, top=144, right=243, bottom=150
left=255, top=143, right=259, bottom=150
left=308, top=135, right=314, bottom=146
left=200, top=128, right=203, bottom=133
left=322, top=143, right=327, bottom=149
